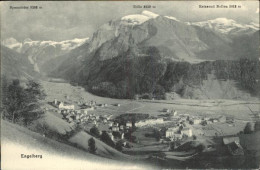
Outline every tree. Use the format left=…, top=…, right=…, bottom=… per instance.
left=25, top=80, right=46, bottom=100
left=100, top=131, right=115, bottom=147
left=115, top=141, right=123, bottom=152
left=193, top=135, right=197, bottom=140
left=88, top=137, right=97, bottom=154
left=169, top=139, right=181, bottom=151
left=112, top=131, right=121, bottom=139
left=244, top=122, right=254, bottom=134
left=169, top=141, right=177, bottom=151
left=197, top=144, right=206, bottom=152
left=254, top=121, right=260, bottom=132
left=153, top=129, right=161, bottom=141
left=2, top=79, right=46, bottom=126
left=124, top=131, right=137, bottom=143
left=90, top=126, right=100, bottom=138
left=153, top=85, right=166, bottom=99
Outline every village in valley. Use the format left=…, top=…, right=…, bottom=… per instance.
left=42, top=80, right=253, bottom=164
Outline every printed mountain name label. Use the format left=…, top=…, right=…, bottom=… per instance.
left=199, top=5, right=242, bottom=8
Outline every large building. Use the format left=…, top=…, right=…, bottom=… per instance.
left=181, top=127, right=192, bottom=137
left=126, top=122, right=132, bottom=127
left=166, top=127, right=179, bottom=138
left=193, top=119, right=201, bottom=125
left=56, top=101, right=75, bottom=110
left=112, top=126, right=119, bottom=132
left=223, top=137, right=244, bottom=156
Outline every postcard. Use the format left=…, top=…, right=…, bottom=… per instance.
left=1, top=1, right=259, bottom=169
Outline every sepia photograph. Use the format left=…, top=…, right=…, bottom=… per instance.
left=1, top=1, right=259, bottom=169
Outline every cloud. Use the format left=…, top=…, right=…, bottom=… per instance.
left=256, top=8, right=259, bottom=13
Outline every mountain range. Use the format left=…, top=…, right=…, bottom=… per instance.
left=2, top=11, right=259, bottom=99
left=51, top=11, right=259, bottom=64
left=2, top=37, right=89, bottom=74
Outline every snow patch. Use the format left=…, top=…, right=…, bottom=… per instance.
left=121, top=14, right=150, bottom=25
left=4, top=37, right=89, bottom=52
left=164, top=16, right=180, bottom=22
left=121, top=10, right=159, bottom=25
left=28, top=55, right=34, bottom=65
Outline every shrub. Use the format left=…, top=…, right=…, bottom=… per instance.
left=100, top=131, right=115, bottom=147
left=88, top=137, right=97, bottom=154
left=244, top=122, right=254, bottom=134
left=115, top=141, right=123, bottom=152
left=90, top=126, right=100, bottom=138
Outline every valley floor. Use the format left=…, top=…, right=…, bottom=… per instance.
left=41, top=80, right=259, bottom=122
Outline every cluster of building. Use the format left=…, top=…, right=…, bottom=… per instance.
left=106, top=122, right=132, bottom=141
left=165, top=126, right=193, bottom=140
left=170, top=113, right=227, bottom=126
left=109, top=121, right=133, bottom=132
left=162, top=109, right=228, bottom=141
left=93, top=121, right=134, bottom=143
left=51, top=99, right=134, bottom=145
left=51, top=99, right=112, bottom=125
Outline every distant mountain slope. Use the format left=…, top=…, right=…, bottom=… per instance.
left=2, top=37, right=89, bottom=74
left=231, top=30, right=260, bottom=60
left=1, top=45, right=39, bottom=79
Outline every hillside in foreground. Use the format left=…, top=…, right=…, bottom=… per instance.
left=1, top=120, right=154, bottom=170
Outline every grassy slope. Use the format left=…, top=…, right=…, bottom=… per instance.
left=1, top=120, right=153, bottom=170
left=68, top=131, right=147, bottom=160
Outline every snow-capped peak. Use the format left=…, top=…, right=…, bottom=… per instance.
left=191, top=17, right=259, bottom=34
left=2, top=38, right=23, bottom=52
left=121, top=10, right=159, bottom=25
left=210, top=18, right=236, bottom=24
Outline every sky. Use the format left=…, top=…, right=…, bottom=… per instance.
left=1, top=1, right=259, bottom=41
